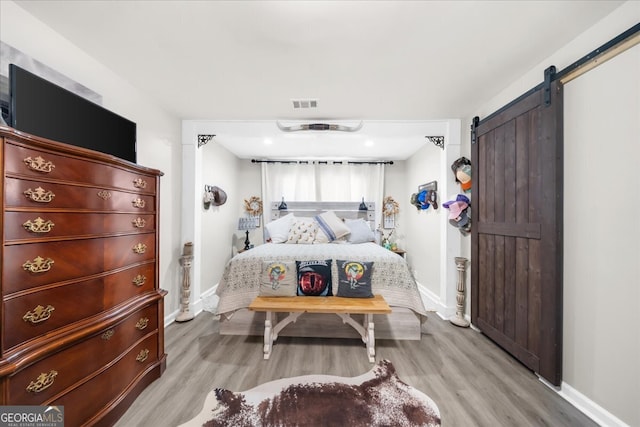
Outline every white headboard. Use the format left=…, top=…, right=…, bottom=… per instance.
left=270, top=201, right=376, bottom=230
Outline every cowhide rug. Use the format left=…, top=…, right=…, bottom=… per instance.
left=178, top=359, right=440, bottom=427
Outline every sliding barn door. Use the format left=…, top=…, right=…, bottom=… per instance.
left=471, top=69, right=563, bottom=386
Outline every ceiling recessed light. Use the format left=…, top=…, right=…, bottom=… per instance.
left=365, top=140, right=374, bottom=147
left=264, top=138, right=273, bottom=145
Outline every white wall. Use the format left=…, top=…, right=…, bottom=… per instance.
left=563, top=42, right=639, bottom=427
left=401, top=120, right=464, bottom=316
left=405, top=143, right=441, bottom=293
left=235, top=160, right=264, bottom=250
left=381, top=161, right=408, bottom=249
left=180, top=121, right=245, bottom=315
left=0, top=1, right=184, bottom=319
left=468, top=2, right=639, bottom=425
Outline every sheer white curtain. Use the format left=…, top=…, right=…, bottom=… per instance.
left=261, top=162, right=385, bottom=228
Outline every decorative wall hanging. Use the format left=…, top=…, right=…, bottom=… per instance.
left=203, top=185, right=227, bottom=209
left=410, top=181, right=438, bottom=211
left=244, top=196, right=263, bottom=217
left=451, top=157, right=471, bottom=193
left=425, top=136, right=445, bottom=150
left=197, top=134, right=215, bottom=148
left=382, top=196, right=399, bottom=229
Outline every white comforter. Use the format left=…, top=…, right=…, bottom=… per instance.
left=215, top=242, right=427, bottom=317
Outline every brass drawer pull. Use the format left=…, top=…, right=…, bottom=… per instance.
left=24, top=156, right=55, bottom=173
left=97, top=190, right=112, bottom=200
left=23, top=304, right=55, bottom=324
left=23, top=256, right=55, bottom=273
left=24, top=187, right=55, bottom=203
left=132, top=274, right=146, bottom=287
left=102, top=329, right=115, bottom=340
left=133, top=178, right=147, bottom=189
left=132, top=198, right=146, bottom=208
left=132, top=243, right=147, bottom=254
left=23, top=217, right=55, bottom=233
left=136, top=318, right=149, bottom=330
left=26, top=370, right=58, bottom=393
left=136, top=349, right=150, bottom=363
left=132, top=217, right=146, bottom=228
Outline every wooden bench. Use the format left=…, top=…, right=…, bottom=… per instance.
left=249, top=295, right=392, bottom=363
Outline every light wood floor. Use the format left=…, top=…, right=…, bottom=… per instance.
left=115, top=312, right=596, bottom=427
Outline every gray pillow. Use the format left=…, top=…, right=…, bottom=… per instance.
left=345, top=219, right=375, bottom=244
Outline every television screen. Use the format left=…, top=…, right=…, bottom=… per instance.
left=9, top=64, right=136, bottom=163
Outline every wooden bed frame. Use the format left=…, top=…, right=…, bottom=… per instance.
left=217, top=201, right=425, bottom=341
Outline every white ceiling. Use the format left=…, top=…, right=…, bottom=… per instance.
left=12, top=0, right=624, bottom=159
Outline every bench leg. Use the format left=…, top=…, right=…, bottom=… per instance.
left=336, top=313, right=376, bottom=363
left=263, top=311, right=304, bottom=360
left=365, top=314, right=375, bottom=363
left=263, top=311, right=274, bottom=359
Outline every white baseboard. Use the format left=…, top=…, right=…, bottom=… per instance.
left=164, top=284, right=219, bottom=327
left=556, top=381, right=630, bottom=427
left=417, top=281, right=461, bottom=322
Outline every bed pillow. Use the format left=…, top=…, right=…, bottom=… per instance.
left=265, top=213, right=295, bottom=244
left=336, top=260, right=374, bottom=298
left=314, top=211, right=350, bottom=242
left=296, top=259, right=333, bottom=296
left=259, top=261, right=298, bottom=296
left=345, top=218, right=375, bottom=244
left=286, top=217, right=318, bottom=244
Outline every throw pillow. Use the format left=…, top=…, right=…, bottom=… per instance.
left=296, top=259, right=333, bottom=296
left=336, top=260, right=374, bottom=298
left=286, top=217, right=318, bottom=244
left=265, top=213, right=295, bottom=244
left=259, top=261, right=297, bottom=296
left=345, top=218, right=375, bottom=244
left=314, top=211, right=350, bottom=242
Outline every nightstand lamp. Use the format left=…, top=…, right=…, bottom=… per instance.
left=238, top=217, right=258, bottom=250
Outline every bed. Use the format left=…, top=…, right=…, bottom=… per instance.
left=214, top=201, right=428, bottom=340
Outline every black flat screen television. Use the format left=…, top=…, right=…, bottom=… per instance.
left=9, top=64, right=137, bottom=163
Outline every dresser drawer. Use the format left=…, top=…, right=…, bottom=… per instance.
left=3, top=264, right=155, bottom=350
left=52, top=333, right=159, bottom=426
left=3, top=278, right=103, bottom=350
left=3, top=233, right=156, bottom=294
left=104, top=262, right=156, bottom=307
left=4, top=142, right=156, bottom=194
left=4, top=212, right=156, bottom=241
left=6, top=305, right=158, bottom=405
left=5, top=177, right=156, bottom=212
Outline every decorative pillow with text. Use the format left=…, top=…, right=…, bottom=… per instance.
left=336, top=260, right=374, bottom=298
left=259, top=260, right=297, bottom=296
left=296, top=259, right=333, bottom=296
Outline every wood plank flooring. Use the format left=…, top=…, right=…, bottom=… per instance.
left=115, top=312, right=596, bottom=427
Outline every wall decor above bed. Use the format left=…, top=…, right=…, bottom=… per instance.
left=244, top=196, right=263, bottom=217
left=382, top=196, right=399, bottom=229
left=410, top=181, right=438, bottom=211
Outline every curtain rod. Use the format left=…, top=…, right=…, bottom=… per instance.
left=251, top=159, right=393, bottom=165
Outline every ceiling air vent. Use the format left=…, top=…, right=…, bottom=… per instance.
left=291, top=98, right=318, bottom=109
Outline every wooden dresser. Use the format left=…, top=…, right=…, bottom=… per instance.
left=0, top=126, right=166, bottom=426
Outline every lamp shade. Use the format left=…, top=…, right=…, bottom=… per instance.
left=238, top=217, right=258, bottom=231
